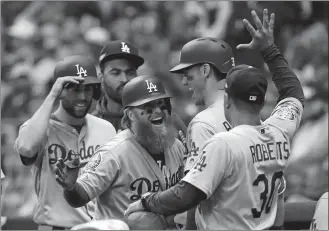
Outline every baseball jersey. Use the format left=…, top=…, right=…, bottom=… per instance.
left=77, top=129, right=186, bottom=220
left=14, top=114, right=116, bottom=228
left=185, top=98, right=231, bottom=172
left=310, top=192, right=328, bottom=230
left=183, top=97, right=303, bottom=230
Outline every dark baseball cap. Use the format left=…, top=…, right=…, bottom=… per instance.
left=225, top=65, right=268, bottom=105
left=99, top=40, right=144, bottom=68
left=170, top=37, right=235, bottom=74
left=54, top=55, right=101, bottom=85
left=122, top=75, right=171, bottom=108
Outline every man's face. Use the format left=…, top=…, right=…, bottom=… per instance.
left=61, top=84, right=94, bottom=118
left=181, top=65, right=206, bottom=106
left=130, top=98, right=175, bottom=153
left=101, top=59, right=137, bottom=102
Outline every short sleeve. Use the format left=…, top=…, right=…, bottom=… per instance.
left=77, top=149, right=120, bottom=200
left=185, top=122, right=217, bottom=172
left=265, top=97, right=303, bottom=140
left=182, top=137, right=233, bottom=198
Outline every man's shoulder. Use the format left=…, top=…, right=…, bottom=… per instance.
left=190, top=106, right=226, bottom=125
left=86, top=113, right=115, bottom=129
left=97, top=130, right=134, bottom=154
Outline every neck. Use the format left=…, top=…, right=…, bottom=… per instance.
left=230, top=111, right=262, bottom=128
left=104, top=93, right=123, bottom=114
left=204, top=78, right=225, bottom=108
left=53, top=102, right=85, bottom=126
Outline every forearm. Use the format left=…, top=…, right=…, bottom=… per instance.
left=16, top=94, right=57, bottom=157
left=145, top=181, right=206, bottom=216
left=186, top=207, right=198, bottom=230
left=64, top=182, right=91, bottom=208
left=261, top=44, right=305, bottom=106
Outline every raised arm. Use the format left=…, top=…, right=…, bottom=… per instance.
left=14, top=76, right=85, bottom=164
left=237, top=9, right=305, bottom=106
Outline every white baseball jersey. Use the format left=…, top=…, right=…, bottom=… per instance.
left=14, top=114, right=116, bottom=228
left=77, top=129, right=186, bottom=220
left=185, top=99, right=231, bottom=172
left=183, top=97, right=303, bottom=230
left=310, top=192, right=328, bottom=230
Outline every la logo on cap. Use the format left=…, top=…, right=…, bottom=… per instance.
left=76, top=64, right=87, bottom=77
left=121, top=42, right=130, bottom=53
left=145, top=80, right=158, bottom=93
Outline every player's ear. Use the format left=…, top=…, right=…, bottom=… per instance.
left=199, top=63, right=210, bottom=79
left=224, top=92, right=231, bottom=109
left=98, top=71, right=104, bottom=83
left=127, top=108, right=135, bottom=121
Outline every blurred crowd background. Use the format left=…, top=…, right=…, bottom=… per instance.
left=1, top=1, right=328, bottom=227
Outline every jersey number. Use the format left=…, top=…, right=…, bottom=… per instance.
left=251, top=171, right=283, bottom=218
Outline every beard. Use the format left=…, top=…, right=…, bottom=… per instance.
left=62, top=99, right=92, bottom=118
left=103, top=82, right=127, bottom=103
left=134, top=113, right=176, bottom=154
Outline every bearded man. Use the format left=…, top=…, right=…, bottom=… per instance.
left=14, top=55, right=116, bottom=230
left=54, top=75, right=186, bottom=228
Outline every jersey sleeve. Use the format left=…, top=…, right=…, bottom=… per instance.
left=185, top=122, right=217, bottom=172
left=77, top=148, right=120, bottom=200
left=182, top=137, right=233, bottom=199
left=264, top=97, right=303, bottom=140
left=14, top=120, right=47, bottom=166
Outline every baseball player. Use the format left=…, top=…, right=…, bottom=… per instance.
left=170, top=37, right=235, bottom=174
left=14, top=55, right=117, bottom=230
left=125, top=9, right=305, bottom=230
left=93, top=40, right=186, bottom=136
left=54, top=75, right=186, bottom=227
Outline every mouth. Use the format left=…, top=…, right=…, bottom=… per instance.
left=150, top=116, right=164, bottom=125
left=75, top=103, right=86, bottom=108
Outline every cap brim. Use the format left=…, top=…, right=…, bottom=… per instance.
left=169, top=63, right=196, bottom=73
left=82, top=77, right=102, bottom=85
left=100, top=53, right=144, bottom=68
left=126, top=94, right=171, bottom=107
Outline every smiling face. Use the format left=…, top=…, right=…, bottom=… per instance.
left=61, top=84, right=94, bottom=118
left=128, top=98, right=175, bottom=153
left=181, top=64, right=206, bottom=106
left=101, top=58, right=137, bottom=102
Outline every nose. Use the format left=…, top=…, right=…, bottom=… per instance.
left=152, top=106, right=162, bottom=113
left=77, top=90, right=86, bottom=100
left=182, top=76, right=188, bottom=86
left=120, top=73, right=129, bottom=83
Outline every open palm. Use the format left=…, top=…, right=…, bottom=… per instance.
left=237, top=9, right=275, bottom=52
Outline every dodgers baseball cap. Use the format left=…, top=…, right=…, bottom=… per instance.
left=54, top=55, right=101, bottom=85
left=99, top=40, right=144, bottom=68
left=122, top=75, right=171, bottom=108
left=170, top=37, right=235, bottom=74
left=225, top=65, right=268, bottom=105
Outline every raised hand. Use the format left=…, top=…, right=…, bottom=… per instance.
left=236, top=9, right=275, bottom=51
left=54, top=155, right=80, bottom=190
left=50, top=76, right=85, bottom=99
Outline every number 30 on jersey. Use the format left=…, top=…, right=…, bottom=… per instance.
left=252, top=171, right=283, bottom=218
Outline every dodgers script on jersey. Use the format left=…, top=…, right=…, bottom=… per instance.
left=77, top=129, right=185, bottom=220
left=14, top=114, right=116, bottom=228
left=183, top=98, right=303, bottom=230
left=185, top=99, right=231, bottom=172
